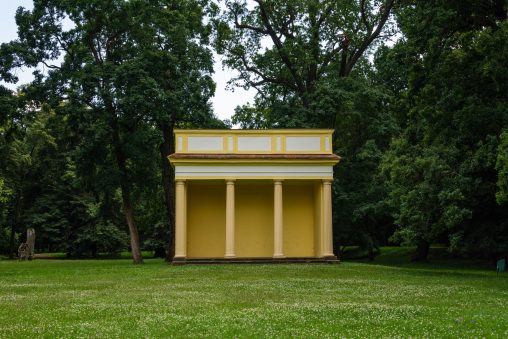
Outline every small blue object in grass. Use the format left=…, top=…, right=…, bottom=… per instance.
left=497, top=258, right=505, bottom=274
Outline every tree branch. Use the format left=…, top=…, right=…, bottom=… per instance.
left=360, top=0, right=371, bottom=32
left=279, top=11, right=296, bottom=40
left=344, top=0, right=394, bottom=76
left=317, top=2, right=334, bottom=27
left=233, top=8, right=268, bottom=34
left=41, top=60, right=61, bottom=70
left=233, top=49, right=286, bottom=88
left=254, top=0, right=305, bottom=96
left=318, top=40, right=344, bottom=76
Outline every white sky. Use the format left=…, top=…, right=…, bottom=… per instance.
left=0, top=0, right=254, bottom=121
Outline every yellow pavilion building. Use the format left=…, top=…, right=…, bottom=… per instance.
left=169, top=129, right=340, bottom=263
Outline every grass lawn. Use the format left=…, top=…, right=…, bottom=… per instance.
left=1, top=250, right=507, bottom=337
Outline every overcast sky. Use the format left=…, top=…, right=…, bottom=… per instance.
left=0, top=0, right=255, bottom=121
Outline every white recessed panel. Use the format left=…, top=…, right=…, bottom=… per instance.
left=188, top=136, right=223, bottom=152
left=285, top=136, right=321, bottom=152
left=325, top=137, right=330, bottom=151
left=228, top=136, right=234, bottom=151
left=276, top=136, right=282, bottom=151
left=237, top=136, right=272, bottom=152
left=176, top=165, right=333, bottom=177
left=177, top=136, right=183, bottom=151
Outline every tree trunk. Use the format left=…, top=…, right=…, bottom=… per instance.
left=339, top=35, right=350, bottom=77
left=153, top=247, right=166, bottom=258
left=411, top=239, right=430, bottom=261
left=110, top=115, right=143, bottom=264
left=122, top=195, right=143, bottom=264
left=160, top=122, right=176, bottom=262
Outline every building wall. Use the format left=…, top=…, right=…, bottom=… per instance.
left=235, top=183, right=274, bottom=257
left=187, top=182, right=226, bottom=258
left=174, top=129, right=334, bottom=155
left=186, top=180, right=318, bottom=258
left=283, top=183, right=316, bottom=257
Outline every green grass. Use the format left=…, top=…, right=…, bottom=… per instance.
left=31, top=250, right=155, bottom=259
left=0, top=253, right=507, bottom=337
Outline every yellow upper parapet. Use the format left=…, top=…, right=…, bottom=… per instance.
left=174, top=129, right=334, bottom=155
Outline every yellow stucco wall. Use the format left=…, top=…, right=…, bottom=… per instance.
left=283, top=183, right=316, bottom=257
left=235, top=183, right=274, bottom=257
left=186, top=180, right=319, bottom=258
left=187, top=182, right=226, bottom=258
left=173, top=129, right=335, bottom=155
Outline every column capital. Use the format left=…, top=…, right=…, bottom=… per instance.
left=175, top=179, right=186, bottom=184
left=322, top=179, right=333, bottom=185
left=273, top=179, right=284, bottom=184
left=225, top=179, right=236, bottom=184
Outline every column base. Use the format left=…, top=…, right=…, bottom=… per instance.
left=172, top=257, right=186, bottom=266
left=224, top=254, right=236, bottom=259
left=272, top=254, right=286, bottom=259
left=172, top=257, right=340, bottom=265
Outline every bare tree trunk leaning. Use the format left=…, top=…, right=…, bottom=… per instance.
left=110, top=114, right=144, bottom=264
left=122, top=196, right=143, bottom=264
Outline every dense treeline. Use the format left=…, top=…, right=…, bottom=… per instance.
left=0, top=0, right=227, bottom=262
left=0, top=0, right=507, bottom=262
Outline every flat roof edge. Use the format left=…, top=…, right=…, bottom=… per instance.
left=173, top=129, right=335, bottom=134
left=169, top=153, right=341, bottom=160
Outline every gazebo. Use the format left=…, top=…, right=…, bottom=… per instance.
left=169, top=129, right=340, bottom=263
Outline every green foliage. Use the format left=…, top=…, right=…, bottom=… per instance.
left=0, top=178, right=11, bottom=212
left=496, top=130, right=508, bottom=205
left=380, top=0, right=508, bottom=259
left=0, top=175, right=13, bottom=254
left=73, top=221, right=129, bottom=257
left=321, top=77, right=396, bottom=253
left=216, top=0, right=396, bottom=127
left=1, top=0, right=507, bottom=262
left=381, top=141, right=472, bottom=248
left=217, top=1, right=398, bottom=255
left=232, top=105, right=272, bottom=129
left=0, top=0, right=222, bottom=260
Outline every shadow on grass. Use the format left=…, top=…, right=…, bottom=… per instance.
left=343, top=246, right=500, bottom=277
left=1, top=251, right=156, bottom=261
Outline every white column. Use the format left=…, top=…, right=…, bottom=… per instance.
left=225, top=179, right=236, bottom=258
left=273, top=179, right=285, bottom=258
left=322, top=179, right=335, bottom=258
left=174, top=179, right=187, bottom=259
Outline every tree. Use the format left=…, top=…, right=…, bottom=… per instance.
left=310, top=75, right=396, bottom=258
left=215, top=0, right=396, bottom=127
left=0, top=85, right=48, bottom=258
left=129, top=0, right=225, bottom=260
left=1, top=0, right=222, bottom=263
left=0, top=86, right=18, bottom=257
left=380, top=0, right=508, bottom=260
left=496, top=130, right=508, bottom=205
left=216, top=1, right=397, bottom=257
